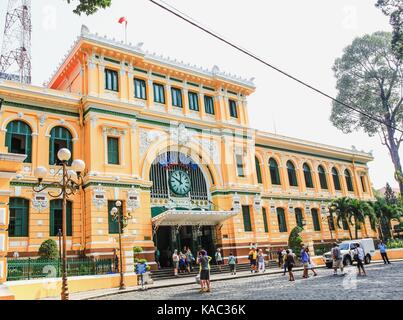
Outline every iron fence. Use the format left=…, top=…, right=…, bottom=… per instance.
left=7, top=257, right=116, bottom=281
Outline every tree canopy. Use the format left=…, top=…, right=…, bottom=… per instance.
left=375, top=0, right=403, bottom=60
left=331, top=31, right=403, bottom=194
left=65, top=0, right=112, bottom=15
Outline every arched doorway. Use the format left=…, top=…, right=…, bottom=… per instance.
left=150, top=151, right=215, bottom=268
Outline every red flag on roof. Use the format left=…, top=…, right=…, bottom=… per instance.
left=118, top=17, right=127, bottom=25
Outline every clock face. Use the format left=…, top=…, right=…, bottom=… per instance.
left=169, top=169, right=191, bottom=196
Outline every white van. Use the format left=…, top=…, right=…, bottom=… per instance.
left=323, top=238, right=376, bottom=268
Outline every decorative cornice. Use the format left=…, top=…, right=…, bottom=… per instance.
left=46, top=25, right=256, bottom=90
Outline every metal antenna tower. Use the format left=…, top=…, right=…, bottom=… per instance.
left=0, top=0, right=32, bottom=84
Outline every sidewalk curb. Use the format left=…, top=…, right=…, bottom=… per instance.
left=80, top=259, right=403, bottom=300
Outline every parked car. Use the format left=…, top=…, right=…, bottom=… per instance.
left=323, top=238, right=376, bottom=268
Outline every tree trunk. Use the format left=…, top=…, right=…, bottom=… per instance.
left=346, top=219, right=353, bottom=240
left=386, top=126, right=403, bottom=195
left=377, top=224, right=384, bottom=240
left=355, top=217, right=359, bottom=239
left=388, top=220, right=395, bottom=239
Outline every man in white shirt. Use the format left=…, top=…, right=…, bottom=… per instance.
left=354, top=244, right=367, bottom=276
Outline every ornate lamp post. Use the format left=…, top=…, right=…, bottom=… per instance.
left=33, top=148, right=86, bottom=301
left=110, top=200, right=133, bottom=290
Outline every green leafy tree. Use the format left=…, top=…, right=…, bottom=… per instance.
left=348, top=199, right=375, bottom=239
left=384, top=182, right=398, bottom=204
left=65, top=0, right=112, bottom=15
left=329, top=197, right=354, bottom=240
left=288, top=226, right=303, bottom=258
left=38, top=239, right=59, bottom=260
left=331, top=31, right=403, bottom=195
left=375, top=0, right=403, bottom=60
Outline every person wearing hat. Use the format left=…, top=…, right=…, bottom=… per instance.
left=331, top=242, right=344, bottom=276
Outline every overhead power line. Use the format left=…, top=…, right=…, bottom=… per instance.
left=148, top=0, right=403, bottom=134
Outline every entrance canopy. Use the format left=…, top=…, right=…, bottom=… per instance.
left=152, top=209, right=238, bottom=228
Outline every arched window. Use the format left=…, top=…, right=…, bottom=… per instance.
left=318, top=165, right=328, bottom=190
left=49, top=126, right=73, bottom=165
left=5, top=120, right=32, bottom=163
left=295, top=208, right=304, bottom=228
left=311, top=208, right=321, bottom=231
left=303, top=163, right=313, bottom=188
left=269, top=158, right=281, bottom=185
left=255, top=157, right=262, bottom=184
left=50, top=199, right=72, bottom=236
left=345, top=169, right=354, bottom=192
left=8, top=198, right=29, bottom=237
left=332, top=167, right=341, bottom=191
left=277, top=208, right=287, bottom=232
left=287, top=161, right=298, bottom=187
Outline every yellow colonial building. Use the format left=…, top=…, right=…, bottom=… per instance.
left=0, top=26, right=376, bottom=281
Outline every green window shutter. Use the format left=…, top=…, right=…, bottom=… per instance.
left=107, top=137, right=119, bottom=165
left=50, top=200, right=72, bottom=237
left=360, top=176, right=367, bottom=193
left=295, top=208, right=303, bottom=228
left=8, top=198, right=29, bottom=237
left=171, top=87, right=183, bottom=107
left=277, top=208, right=287, bottom=232
left=204, top=96, right=215, bottom=115
left=49, top=127, right=73, bottom=165
left=134, top=79, right=147, bottom=100
left=105, top=69, right=119, bottom=92
left=255, top=157, right=262, bottom=183
left=269, top=158, right=281, bottom=185
left=332, top=168, right=341, bottom=190
left=262, top=207, right=269, bottom=233
left=303, top=164, right=313, bottom=188
left=318, top=166, right=328, bottom=190
left=153, top=83, right=165, bottom=104
left=242, top=205, right=252, bottom=232
left=345, top=170, right=354, bottom=192
left=311, top=209, right=321, bottom=231
left=108, top=201, right=120, bottom=234
left=287, top=161, right=298, bottom=187
left=66, top=201, right=72, bottom=236
left=229, top=100, right=238, bottom=118
left=5, top=121, right=32, bottom=163
left=236, top=154, right=244, bottom=177
left=188, top=92, right=199, bottom=111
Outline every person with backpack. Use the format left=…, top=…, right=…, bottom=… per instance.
left=198, top=250, right=212, bottom=293
left=215, top=248, right=223, bottom=272
left=284, top=249, right=295, bottom=281
left=248, top=247, right=258, bottom=273
left=331, top=243, right=344, bottom=276
left=300, top=245, right=309, bottom=279
left=353, top=243, right=367, bottom=276
left=228, top=252, right=237, bottom=275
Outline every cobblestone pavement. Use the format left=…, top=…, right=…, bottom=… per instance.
left=94, top=261, right=403, bottom=300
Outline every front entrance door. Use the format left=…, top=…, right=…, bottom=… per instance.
left=155, top=225, right=216, bottom=268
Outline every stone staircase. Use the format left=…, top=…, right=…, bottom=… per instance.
left=150, top=260, right=280, bottom=281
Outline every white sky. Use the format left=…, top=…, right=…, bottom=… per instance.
left=0, top=0, right=401, bottom=190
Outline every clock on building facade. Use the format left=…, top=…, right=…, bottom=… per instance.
left=169, top=169, right=191, bottom=196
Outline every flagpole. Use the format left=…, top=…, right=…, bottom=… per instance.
left=125, top=22, right=127, bottom=45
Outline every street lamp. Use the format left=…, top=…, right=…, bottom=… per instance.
left=33, top=148, right=86, bottom=301
left=110, top=200, right=133, bottom=290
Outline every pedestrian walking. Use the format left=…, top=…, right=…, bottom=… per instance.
left=277, top=248, right=283, bottom=267
left=300, top=245, right=309, bottom=278
left=305, top=247, right=318, bottom=276
left=185, top=247, right=194, bottom=272
left=284, top=249, right=295, bottom=281
left=198, top=250, right=212, bottom=293
left=378, top=240, right=391, bottom=264
left=248, top=246, right=258, bottom=273
left=281, top=248, right=287, bottom=275
left=353, top=244, right=367, bottom=276
left=331, top=242, right=344, bottom=276
left=228, top=252, right=237, bottom=275
left=215, top=248, right=223, bottom=272
left=172, top=249, right=179, bottom=276
left=258, top=249, right=266, bottom=273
